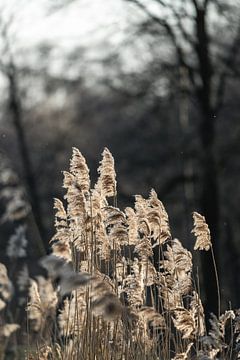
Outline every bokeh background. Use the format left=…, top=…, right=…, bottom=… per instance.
left=1, top=0, right=240, bottom=317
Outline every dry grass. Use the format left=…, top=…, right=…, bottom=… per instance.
left=0, top=147, right=239, bottom=359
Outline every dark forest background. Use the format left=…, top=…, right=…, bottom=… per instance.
left=1, top=0, right=240, bottom=318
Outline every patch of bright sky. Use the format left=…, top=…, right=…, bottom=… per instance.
left=22, top=1, right=127, bottom=47
left=1, top=0, right=124, bottom=46
left=1, top=0, right=136, bottom=59
left=0, top=0, right=157, bottom=81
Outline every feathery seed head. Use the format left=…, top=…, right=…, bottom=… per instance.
left=97, top=148, right=117, bottom=198
left=192, top=212, right=212, bottom=251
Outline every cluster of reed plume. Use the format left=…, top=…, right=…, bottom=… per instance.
left=1, top=148, right=240, bottom=359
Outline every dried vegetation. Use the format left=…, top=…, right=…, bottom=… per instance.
left=0, top=148, right=239, bottom=359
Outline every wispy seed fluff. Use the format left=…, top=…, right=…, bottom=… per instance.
left=172, top=342, right=193, bottom=360
left=6, top=225, right=28, bottom=258
left=39, top=255, right=92, bottom=296
left=148, top=189, right=171, bottom=244
left=172, top=291, right=205, bottom=340
left=90, top=274, right=122, bottom=320
left=0, top=298, right=6, bottom=311
left=27, top=277, right=58, bottom=332
left=70, top=147, right=90, bottom=192
left=63, top=171, right=87, bottom=220
left=0, top=324, right=20, bottom=338
left=192, top=212, right=212, bottom=251
left=0, top=263, right=13, bottom=301
left=51, top=198, right=71, bottom=262
left=17, top=264, right=29, bottom=292
left=96, top=148, right=116, bottom=198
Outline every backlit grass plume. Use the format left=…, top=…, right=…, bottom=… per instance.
left=192, top=211, right=212, bottom=251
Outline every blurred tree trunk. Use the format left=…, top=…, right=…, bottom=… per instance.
left=194, top=5, right=219, bottom=317
left=178, top=67, right=196, bottom=235
left=7, top=63, right=46, bottom=250
left=0, top=13, right=46, bottom=252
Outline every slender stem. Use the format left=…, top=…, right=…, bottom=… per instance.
left=210, top=246, right=221, bottom=318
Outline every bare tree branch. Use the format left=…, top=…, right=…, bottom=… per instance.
left=152, top=0, right=196, bottom=46
left=191, top=0, right=200, bottom=11
left=126, top=0, right=197, bottom=88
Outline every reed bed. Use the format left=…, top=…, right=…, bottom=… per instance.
left=0, top=148, right=239, bottom=359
